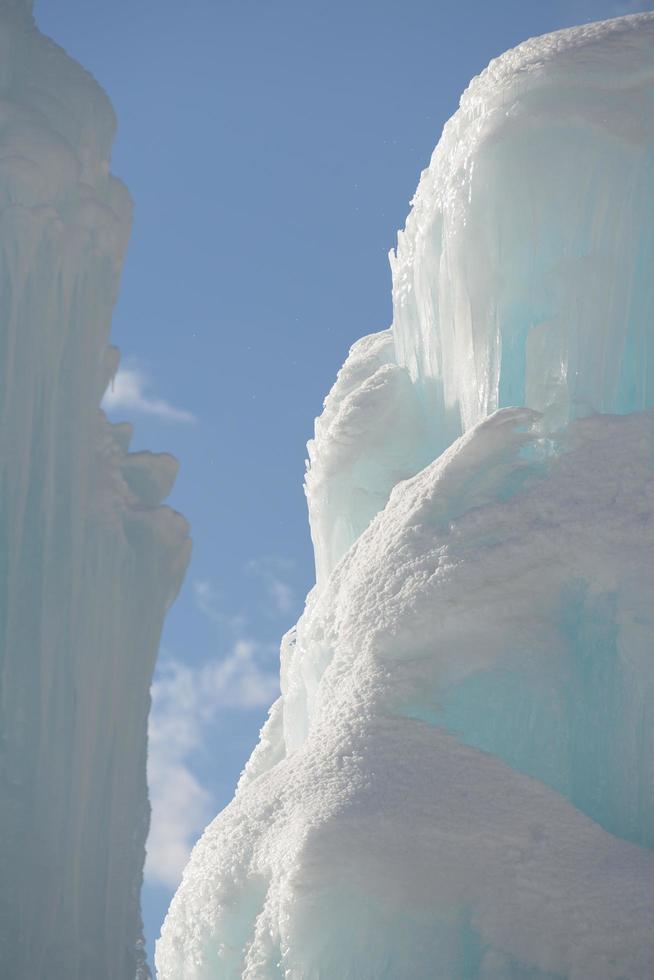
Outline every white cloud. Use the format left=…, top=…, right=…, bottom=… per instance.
left=193, top=579, right=246, bottom=631
left=246, top=557, right=296, bottom=616
left=146, top=567, right=291, bottom=889
left=103, top=366, right=195, bottom=423
left=194, top=561, right=297, bottom=631
left=145, top=759, right=212, bottom=891
left=198, top=639, right=280, bottom=710
left=145, top=643, right=279, bottom=889
left=268, top=577, right=294, bottom=614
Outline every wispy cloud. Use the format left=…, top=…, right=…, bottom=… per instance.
left=146, top=559, right=296, bottom=889
left=146, top=757, right=212, bottom=891
left=103, top=366, right=195, bottom=423
left=145, top=643, right=279, bottom=889
left=246, top=557, right=297, bottom=616
left=193, top=579, right=246, bottom=631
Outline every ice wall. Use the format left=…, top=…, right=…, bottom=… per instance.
left=159, top=13, right=654, bottom=980
left=392, top=13, right=654, bottom=439
left=0, top=4, right=190, bottom=978
left=160, top=409, right=654, bottom=980
left=310, top=12, right=654, bottom=584
left=305, top=330, right=432, bottom=587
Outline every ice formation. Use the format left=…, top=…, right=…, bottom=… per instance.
left=158, top=13, right=654, bottom=980
left=0, top=3, right=190, bottom=977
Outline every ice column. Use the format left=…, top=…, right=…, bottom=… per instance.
left=0, top=4, right=190, bottom=978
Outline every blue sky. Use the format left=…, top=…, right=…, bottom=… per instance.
left=34, top=0, right=653, bottom=968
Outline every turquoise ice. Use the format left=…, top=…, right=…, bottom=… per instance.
left=159, top=14, right=654, bottom=979
left=0, top=3, right=190, bottom=976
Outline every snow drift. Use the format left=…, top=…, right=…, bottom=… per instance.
left=0, top=3, right=190, bottom=978
left=158, top=13, right=654, bottom=979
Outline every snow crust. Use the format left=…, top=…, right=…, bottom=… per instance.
left=0, top=6, right=190, bottom=978
left=158, top=13, right=654, bottom=979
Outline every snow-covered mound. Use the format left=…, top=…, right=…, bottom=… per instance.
left=158, top=13, right=654, bottom=979
left=160, top=410, right=654, bottom=979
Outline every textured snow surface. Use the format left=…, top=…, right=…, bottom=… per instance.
left=160, top=410, right=654, bottom=979
left=0, top=4, right=190, bottom=978
left=158, top=13, right=654, bottom=980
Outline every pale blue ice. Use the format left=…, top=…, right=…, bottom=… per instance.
left=158, top=14, right=654, bottom=979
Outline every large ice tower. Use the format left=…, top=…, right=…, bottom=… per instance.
left=0, top=3, right=190, bottom=978
left=159, top=13, right=654, bottom=980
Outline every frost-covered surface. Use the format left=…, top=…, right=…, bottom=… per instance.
left=158, top=14, right=654, bottom=979
left=160, top=410, right=654, bottom=979
left=0, top=4, right=190, bottom=978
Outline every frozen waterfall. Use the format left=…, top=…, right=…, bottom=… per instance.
left=158, top=13, right=654, bottom=980
left=0, top=3, right=190, bottom=978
